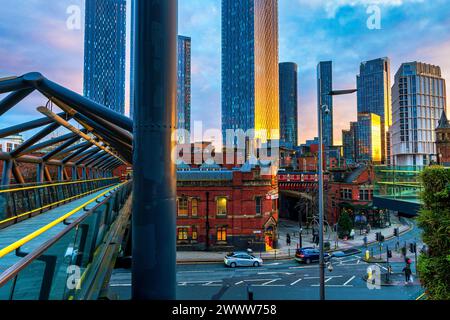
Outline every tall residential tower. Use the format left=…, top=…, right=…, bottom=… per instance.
left=279, top=62, right=298, bottom=148
left=357, top=57, right=391, bottom=163
left=222, top=0, right=280, bottom=145
left=317, top=61, right=333, bottom=149
left=177, top=35, right=192, bottom=143
left=84, top=0, right=127, bottom=114
left=391, top=62, right=447, bottom=166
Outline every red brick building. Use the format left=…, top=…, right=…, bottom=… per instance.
left=327, top=165, right=387, bottom=228
left=436, top=110, right=450, bottom=166
left=176, top=162, right=279, bottom=251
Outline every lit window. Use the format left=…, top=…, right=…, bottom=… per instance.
left=192, top=226, right=198, bottom=241
left=217, top=227, right=227, bottom=242
left=192, top=198, right=199, bottom=217
left=177, top=228, right=188, bottom=241
left=217, top=197, right=227, bottom=216
left=178, top=197, right=188, bottom=216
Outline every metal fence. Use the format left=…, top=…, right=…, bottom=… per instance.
left=0, top=177, right=119, bottom=228
left=0, top=181, right=132, bottom=300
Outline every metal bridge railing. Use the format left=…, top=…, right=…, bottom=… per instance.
left=0, top=181, right=132, bottom=300
left=0, top=177, right=120, bottom=229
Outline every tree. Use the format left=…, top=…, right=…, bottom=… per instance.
left=337, top=210, right=353, bottom=238
left=417, top=166, right=450, bottom=300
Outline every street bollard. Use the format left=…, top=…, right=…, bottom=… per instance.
left=365, top=250, right=370, bottom=261
left=274, top=250, right=277, bottom=260
left=247, top=285, right=254, bottom=301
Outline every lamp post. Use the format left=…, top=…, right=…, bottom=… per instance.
left=318, top=89, right=357, bottom=301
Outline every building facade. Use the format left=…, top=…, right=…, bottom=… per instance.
left=84, top=0, right=127, bottom=114
left=317, top=61, right=334, bottom=149
left=342, top=122, right=358, bottom=165
left=222, top=0, right=280, bottom=145
left=176, top=164, right=279, bottom=251
left=391, top=62, right=447, bottom=166
left=176, top=35, right=192, bottom=143
left=279, top=62, right=298, bottom=148
left=436, top=110, right=450, bottom=166
left=357, top=58, right=391, bottom=164
left=357, top=113, right=382, bottom=163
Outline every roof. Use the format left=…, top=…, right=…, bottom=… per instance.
left=344, top=165, right=368, bottom=183
left=177, top=170, right=233, bottom=182
left=437, top=110, right=450, bottom=129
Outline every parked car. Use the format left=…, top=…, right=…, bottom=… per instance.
left=224, top=252, right=263, bottom=268
left=294, top=248, right=331, bottom=264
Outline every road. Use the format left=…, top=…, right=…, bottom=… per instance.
left=109, top=218, right=424, bottom=300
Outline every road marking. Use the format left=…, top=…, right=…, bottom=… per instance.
left=290, top=278, right=303, bottom=286
left=343, top=276, right=356, bottom=286
left=258, top=272, right=294, bottom=276
left=259, top=279, right=283, bottom=286
left=235, top=281, right=244, bottom=285
left=110, top=283, right=131, bottom=287
left=289, top=265, right=319, bottom=270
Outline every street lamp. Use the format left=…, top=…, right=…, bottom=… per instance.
left=318, top=88, right=357, bottom=301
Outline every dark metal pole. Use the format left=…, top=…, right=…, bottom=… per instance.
left=132, top=0, right=178, bottom=300
left=318, top=105, right=325, bottom=301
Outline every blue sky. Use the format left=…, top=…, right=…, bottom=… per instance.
left=0, top=0, right=449, bottom=144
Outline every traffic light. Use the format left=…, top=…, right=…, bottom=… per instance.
left=376, top=232, right=381, bottom=241
left=409, top=243, right=417, bottom=253
left=380, top=235, right=385, bottom=242
left=387, top=250, right=393, bottom=258
left=394, top=228, right=399, bottom=237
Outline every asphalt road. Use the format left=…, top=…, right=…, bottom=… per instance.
left=108, top=218, right=424, bottom=301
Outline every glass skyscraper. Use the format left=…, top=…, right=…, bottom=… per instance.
left=391, top=62, right=447, bottom=166
left=279, top=62, right=298, bottom=148
left=317, top=61, right=333, bottom=149
left=222, top=0, right=280, bottom=145
left=84, top=0, right=126, bottom=114
left=177, top=35, right=192, bottom=143
left=342, top=121, right=358, bottom=165
left=357, top=113, right=382, bottom=163
left=357, top=57, right=391, bottom=164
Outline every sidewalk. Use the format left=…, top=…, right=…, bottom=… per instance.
left=176, top=216, right=412, bottom=264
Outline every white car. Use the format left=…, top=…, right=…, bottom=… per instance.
left=224, top=252, right=263, bottom=268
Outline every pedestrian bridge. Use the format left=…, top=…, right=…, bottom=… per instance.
left=0, top=178, right=132, bottom=300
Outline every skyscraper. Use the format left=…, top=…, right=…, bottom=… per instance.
left=342, top=121, right=358, bottom=165
left=222, top=0, right=280, bottom=145
left=176, top=36, right=192, bottom=144
left=391, top=62, right=447, bottom=166
left=84, top=0, right=127, bottom=114
left=317, top=61, right=333, bottom=148
left=357, top=57, right=391, bottom=163
left=279, top=62, right=298, bottom=148
left=357, top=113, right=382, bottom=163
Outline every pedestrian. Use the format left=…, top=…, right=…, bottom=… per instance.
left=363, top=235, right=368, bottom=247
left=402, top=264, right=413, bottom=284
left=366, top=223, right=371, bottom=234
left=350, top=229, right=356, bottom=240
left=286, top=233, right=291, bottom=246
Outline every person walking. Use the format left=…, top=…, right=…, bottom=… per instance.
left=286, top=233, right=291, bottom=247
left=402, top=264, right=413, bottom=284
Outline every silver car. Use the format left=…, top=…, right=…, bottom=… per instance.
left=224, top=252, right=263, bottom=268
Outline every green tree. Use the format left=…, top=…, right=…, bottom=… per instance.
left=338, top=210, right=353, bottom=238
left=417, top=166, right=450, bottom=300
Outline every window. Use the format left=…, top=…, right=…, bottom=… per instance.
left=192, top=226, right=198, bottom=241
left=341, top=189, right=352, bottom=200
left=191, top=198, right=199, bottom=217
left=217, top=197, right=227, bottom=216
left=177, top=228, right=188, bottom=241
left=255, top=197, right=262, bottom=216
left=6, top=143, right=13, bottom=153
left=217, top=227, right=227, bottom=242
left=178, top=197, right=188, bottom=217
left=359, top=190, right=371, bottom=201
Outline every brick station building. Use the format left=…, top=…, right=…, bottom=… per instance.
left=176, top=162, right=279, bottom=252
left=436, top=110, right=450, bottom=166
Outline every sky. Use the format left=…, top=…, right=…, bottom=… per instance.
left=0, top=0, right=449, bottom=144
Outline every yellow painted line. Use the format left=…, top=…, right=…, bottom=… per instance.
left=0, top=182, right=125, bottom=259
left=416, top=292, right=426, bottom=300
left=0, top=177, right=116, bottom=194
left=0, top=183, right=116, bottom=226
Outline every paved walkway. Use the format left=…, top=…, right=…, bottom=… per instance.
left=176, top=215, right=412, bottom=264
left=0, top=185, right=119, bottom=273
